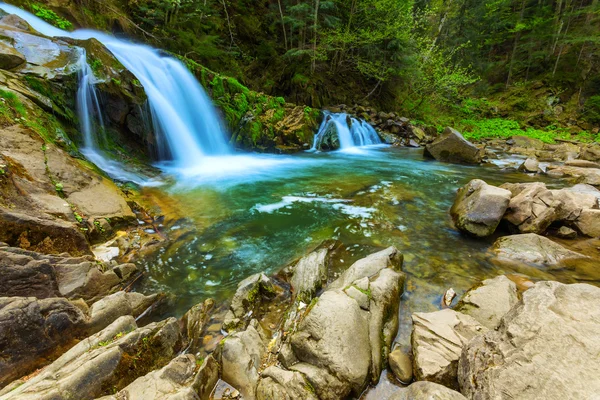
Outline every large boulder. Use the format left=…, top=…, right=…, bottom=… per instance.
left=411, top=309, right=487, bottom=389
left=459, top=282, right=600, bottom=399
left=0, top=41, right=26, bottom=70
left=551, top=187, right=599, bottom=221
left=290, top=248, right=328, bottom=302
left=500, top=182, right=559, bottom=234
left=0, top=296, right=85, bottom=387
left=455, top=276, right=518, bottom=329
left=492, top=233, right=588, bottom=267
left=389, top=381, right=467, bottom=400
left=424, top=127, right=483, bottom=164
left=574, top=209, right=600, bottom=237
left=450, top=179, right=512, bottom=237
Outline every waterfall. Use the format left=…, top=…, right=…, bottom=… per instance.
left=0, top=3, right=229, bottom=171
left=311, top=112, right=382, bottom=151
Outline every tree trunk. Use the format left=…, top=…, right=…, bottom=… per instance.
left=221, top=0, right=236, bottom=48
left=506, top=0, right=527, bottom=87
left=277, top=0, right=289, bottom=50
left=311, top=0, right=320, bottom=74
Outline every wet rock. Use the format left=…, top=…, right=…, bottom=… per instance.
left=2, top=316, right=182, bottom=399
left=411, top=309, right=487, bottom=389
left=221, top=321, right=266, bottom=400
left=328, top=246, right=403, bottom=290
left=191, top=355, right=220, bottom=400
left=0, top=41, right=26, bottom=70
left=455, top=276, right=518, bottom=330
left=256, top=366, right=318, bottom=400
left=556, top=226, right=577, bottom=239
left=459, top=281, right=600, bottom=400
left=290, top=248, right=328, bottom=302
left=389, top=381, right=467, bottom=400
left=565, top=159, right=600, bottom=168
left=87, top=291, right=159, bottom=334
left=492, top=233, right=588, bottom=267
left=500, top=182, right=559, bottom=233
left=388, top=349, right=413, bottom=383
left=518, top=157, right=540, bottom=173
left=0, top=296, right=85, bottom=387
left=424, top=127, right=483, bottom=164
left=182, top=298, right=215, bottom=353
left=223, top=273, right=276, bottom=332
left=450, top=179, right=512, bottom=237
left=574, top=209, right=600, bottom=237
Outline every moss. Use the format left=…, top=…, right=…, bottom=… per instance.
left=89, top=59, right=103, bottom=76
left=31, top=3, right=73, bottom=30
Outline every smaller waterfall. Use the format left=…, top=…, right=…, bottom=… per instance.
left=312, top=112, right=382, bottom=151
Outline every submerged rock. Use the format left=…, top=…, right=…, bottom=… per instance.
left=459, top=281, right=600, bottom=399
left=424, top=127, right=483, bottom=164
left=455, top=276, right=518, bottom=330
left=492, top=233, right=588, bottom=267
left=411, top=309, right=487, bottom=389
left=450, top=179, right=511, bottom=237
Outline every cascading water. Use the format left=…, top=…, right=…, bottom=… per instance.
left=311, top=112, right=382, bottom=151
left=0, top=3, right=230, bottom=173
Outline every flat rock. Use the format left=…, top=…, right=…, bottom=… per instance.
left=565, top=159, right=600, bottom=168
left=455, top=276, right=518, bottom=329
left=411, top=309, right=487, bottom=389
left=389, top=381, right=467, bottom=400
left=492, top=233, right=588, bottom=267
left=424, top=127, right=483, bottom=164
left=546, top=165, right=600, bottom=186
left=450, top=179, right=511, bottom=237
left=459, top=281, right=600, bottom=400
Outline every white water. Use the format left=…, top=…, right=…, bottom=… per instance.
left=0, top=3, right=229, bottom=174
left=311, top=112, right=382, bottom=151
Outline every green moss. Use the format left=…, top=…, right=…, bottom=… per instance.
left=31, top=3, right=73, bottom=30
left=90, top=59, right=103, bottom=76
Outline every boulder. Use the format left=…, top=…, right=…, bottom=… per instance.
left=500, top=182, right=559, bottom=233
left=191, top=355, right=220, bottom=400
left=556, top=226, right=577, bottom=239
left=0, top=296, right=85, bottom=387
left=551, top=187, right=598, bottom=221
left=492, top=233, right=588, bottom=267
left=574, top=209, right=600, bottom=237
left=223, top=273, right=276, bottom=332
left=328, top=246, right=403, bottom=290
left=459, top=282, right=600, bottom=400
left=411, top=309, right=487, bottom=389
left=580, top=144, right=600, bottom=162
left=290, top=248, right=328, bottom=302
left=518, top=157, right=539, bottom=173
left=546, top=165, right=600, bottom=186
left=0, top=41, right=26, bottom=70
left=389, top=381, right=467, bottom=400
left=256, top=366, right=318, bottom=400
left=181, top=298, right=215, bottom=353
left=455, top=276, right=518, bottom=329
left=86, top=291, right=159, bottom=334
left=424, top=127, right=483, bottom=164
left=565, top=159, right=600, bottom=168
left=2, top=316, right=182, bottom=400
left=568, top=183, right=600, bottom=200
left=450, top=179, right=512, bottom=237
left=388, top=348, right=413, bottom=383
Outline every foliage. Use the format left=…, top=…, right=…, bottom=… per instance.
left=31, top=4, right=73, bottom=30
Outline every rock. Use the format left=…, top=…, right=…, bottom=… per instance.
left=389, top=381, right=467, bottom=400
left=574, top=209, right=600, bottom=237
left=328, top=246, right=402, bottom=290
left=518, top=157, right=539, bottom=173
left=459, top=282, right=600, bottom=400
left=388, top=349, right=413, bottom=383
left=500, top=182, right=559, bottom=233
left=0, top=247, right=61, bottom=298
left=191, top=355, right=220, bottom=400
left=580, top=144, right=600, bottom=162
left=546, top=165, right=600, bottom=186
left=411, top=309, right=487, bottom=389
left=551, top=187, right=599, bottom=221
left=0, top=209, right=92, bottom=256
left=182, top=298, right=215, bottom=353
left=450, top=179, right=512, bottom=237
left=568, top=183, right=600, bottom=201
left=510, top=135, right=545, bottom=150
left=223, top=273, right=276, bottom=332
left=344, top=285, right=370, bottom=310
left=256, top=366, right=318, bottom=400
left=290, top=248, right=328, bottom=302
left=87, top=291, right=159, bottom=334
left=556, top=226, right=578, bottom=239
left=100, top=354, right=199, bottom=400
left=0, top=296, right=85, bottom=387
left=455, top=276, right=518, bottom=329
left=424, top=127, right=483, bottom=164
left=290, top=290, right=371, bottom=398
left=3, top=316, right=182, bottom=399
left=492, top=233, right=588, bottom=267
left=221, top=322, right=266, bottom=400
left=565, top=159, right=600, bottom=168
left=0, top=41, right=26, bottom=70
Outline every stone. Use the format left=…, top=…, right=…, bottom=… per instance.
left=450, top=179, right=512, bottom=237
left=580, top=144, right=600, bottom=162
left=221, top=322, right=266, bottom=400
left=328, top=246, right=402, bottom=290
left=191, top=355, right=220, bottom=400
left=492, top=233, right=588, bottom=267
left=256, top=366, right=318, bottom=400
left=344, top=285, right=370, bottom=310
left=290, top=248, right=328, bottom=301
left=389, top=381, right=467, bottom=400
left=510, top=135, right=545, bottom=150
left=411, top=309, right=487, bottom=389
left=459, top=281, right=600, bottom=400
left=455, top=276, right=518, bottom=329
left=546, top=165, right=600, bottom=186
left=0, top=41, right=26, bottom=70
left=518, top=157, right=539, bottom=173
left=556, top=226, right=577, bottom=239
left=388, top=349, right=413, bottom=383
left=2, top=316, right=182, bottom=400
left=568, top=183, right=600, bottom=201
left=0, top=296, right=85, bottom=387
left=500, top=182, right=559, bottom=233
left=223, top=273, right=275, bottom=332
left=182, top=298, right=215, bottom=353
left=574, top=209, right=600, bottom=237
left=551, top=187, right=599, bottom=221
left=565, top=159, right=600, bottom=168
left=424, top=127, right=483, bottom=164
left=87, top=291, right=159, bottom=334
